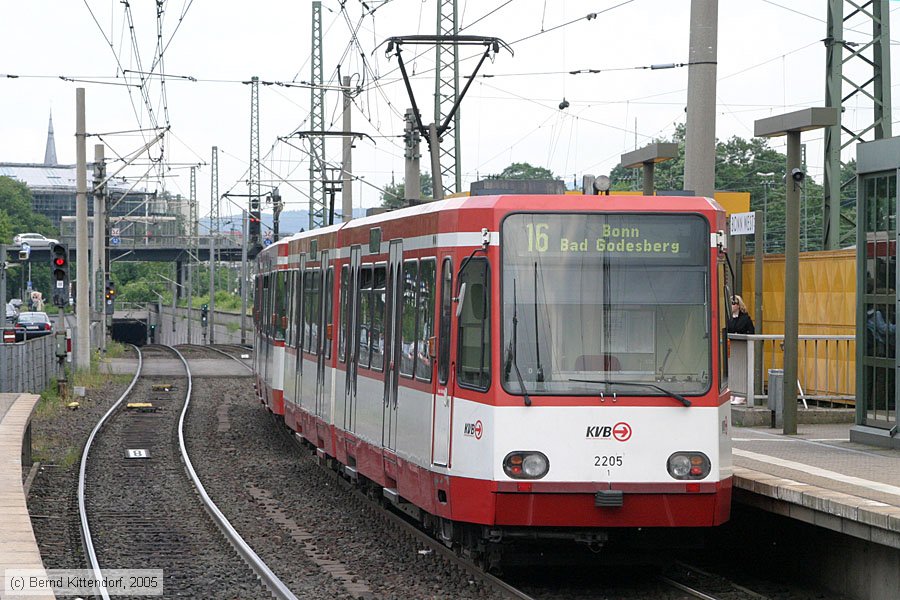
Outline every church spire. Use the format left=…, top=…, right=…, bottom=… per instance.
left=44, top=111, right=58, bottom=166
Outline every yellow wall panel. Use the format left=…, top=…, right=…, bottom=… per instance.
left=741, top=249, right=857, bottom=398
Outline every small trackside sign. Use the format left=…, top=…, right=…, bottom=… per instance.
left=730, top=212, right=755, bottom=235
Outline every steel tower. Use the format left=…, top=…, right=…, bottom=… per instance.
left=823, top=0, right=892, bottom=248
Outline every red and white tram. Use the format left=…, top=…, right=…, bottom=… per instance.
left=254, top=194, right=733, bottom=552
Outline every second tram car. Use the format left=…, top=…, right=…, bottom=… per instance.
left=254, top=194, right=733, bottom=554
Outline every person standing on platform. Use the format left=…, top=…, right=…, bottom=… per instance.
left=728, top=295, right=755, bottom=334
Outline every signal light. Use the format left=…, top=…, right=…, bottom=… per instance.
left=49, top=243, right=70, bottom=308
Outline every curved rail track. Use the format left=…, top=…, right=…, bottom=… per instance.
left=77, top=344, right=297, bottom=600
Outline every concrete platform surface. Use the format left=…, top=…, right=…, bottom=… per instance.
left=733, top=421, right=900, bottom=549
left=0, top=393, right=55, bottom=599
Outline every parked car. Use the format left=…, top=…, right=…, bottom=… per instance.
left=13, top=233, right=59, bottom=248
left=14, top=311, right=52, bottom=341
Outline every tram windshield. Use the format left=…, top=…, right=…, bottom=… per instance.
left=501, top=213, right=711, bottom=397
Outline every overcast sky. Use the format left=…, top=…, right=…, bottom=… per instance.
left=2, top=0, right=899, bottom=225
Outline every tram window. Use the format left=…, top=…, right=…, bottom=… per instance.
left=303, top=269, right=314, bottom=352
left=262, top=274, right=271, bottom=336
left=285, top=270, right=294, bottom=345
left=416, top=258, right=436, bottom=382
left=294, top=267, right=304, bottom=350
left=275, top=271, right=287, bottom=339
left=457, top=258, right=491, bottom=391
left=293, top=268, right=302, bottom=347
left=371, top=265, right=386, bottom=371
left=308, top=270, right=322, bottom=354
left=358, top=266, right=374, bottom=369
left=325, top=267, right=334, bottom=359
left=339, top=266, right=348, bottom=361
left=400, top=260, right=419, bottom=378
left=438, top=258, right=452, bottom=385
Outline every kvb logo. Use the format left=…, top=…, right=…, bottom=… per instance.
left=463, top=420, right=484, bottom=440
left=586, top=422, right=632, bottom=442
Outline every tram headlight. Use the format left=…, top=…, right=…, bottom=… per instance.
left=503, top=451, right=549, bottom=479
left=667, top=452, right=710, bottom=480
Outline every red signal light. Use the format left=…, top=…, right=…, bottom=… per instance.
left=54, top=257, right=66, bottom=266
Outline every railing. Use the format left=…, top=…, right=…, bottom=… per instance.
left=728, top=334, right=856, bottom=407
left=0, top=335, right=56, bottom=393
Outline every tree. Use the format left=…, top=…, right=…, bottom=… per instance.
left=0, top=211, right=12, bottom=246
left=608, top=126, right=835, bottom=253
left=0, top=177, right=57, bottom=301
left=381, top=172, right=433, bottom=208
left=491, top=162, right=557, bottom=180
left=0, top=177, right=56, bottom=239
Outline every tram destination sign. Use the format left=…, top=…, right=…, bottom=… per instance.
left=504, top=214, right=706, bottom=263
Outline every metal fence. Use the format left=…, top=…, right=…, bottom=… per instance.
left=0, top=335, right=56, bottom=394
left=729, top=334, right=856, bottom=407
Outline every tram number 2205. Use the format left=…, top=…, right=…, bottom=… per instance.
left=594, top=455, right=623, bottom=468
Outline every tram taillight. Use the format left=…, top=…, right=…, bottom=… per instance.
left=667, top=452, right=710, bottom=480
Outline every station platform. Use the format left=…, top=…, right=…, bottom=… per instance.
left=732, top=420, right=900, bottom=551
left=0, top=393, right=55, bottom=599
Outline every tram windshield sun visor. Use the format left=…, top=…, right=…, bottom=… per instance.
left=568, top=378, right=692, bottom=407
left=500, top=213, right=712, bottom=397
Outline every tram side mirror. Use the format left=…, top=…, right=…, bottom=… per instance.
left=428, top=335, right=436, bottom=358
left=455, top=282, right=466, bottom=318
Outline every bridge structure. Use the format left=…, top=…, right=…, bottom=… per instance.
left=5, top=234, right=256, bottom=264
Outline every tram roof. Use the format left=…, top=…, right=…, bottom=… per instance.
left=263, top=194, right=723, bottom=255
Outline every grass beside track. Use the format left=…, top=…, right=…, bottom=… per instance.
left=31, top=345, right=133, bottom=466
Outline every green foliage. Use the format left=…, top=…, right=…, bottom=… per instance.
left=0, top=211, right=13, bottom=244
left=0, top=177, right=58, bottom=301
left=490, top=162, right=557, bottom=180
left=381, top=172, right=433, bottom=208
left=609, top=125, right=844, bottom=253
left=0, top=177, right=56, bottom=239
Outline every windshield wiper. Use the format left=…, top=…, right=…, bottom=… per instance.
left=505, top=280, right=532, bottom=406
left=532, top=262, right=545, bottom=382
left=569, top=378, right=691, bottom=407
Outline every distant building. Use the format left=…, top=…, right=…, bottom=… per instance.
left=0, top=113, right=172, bottom=229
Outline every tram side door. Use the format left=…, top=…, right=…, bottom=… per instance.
left=344, top=247, right=361, bottom=433
left=293, top=255, right=306, bottom=408
left=315, top=252, right=331, bottom=420
left=382, top=240, right=403, bottom=451
left=432, top=256, right=453, bottom=467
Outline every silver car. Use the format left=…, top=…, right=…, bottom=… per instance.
left=13, top=233, right=60, bottom=248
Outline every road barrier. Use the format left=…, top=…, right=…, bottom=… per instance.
left=0, top=335, right=56, bottom=393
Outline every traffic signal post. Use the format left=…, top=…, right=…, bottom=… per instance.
left=49, top=243, right=70, bottom=397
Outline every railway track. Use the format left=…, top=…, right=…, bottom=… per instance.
left=187, top=343, right=255, bottom=372
left=77, top=344, right=296, bottom=599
